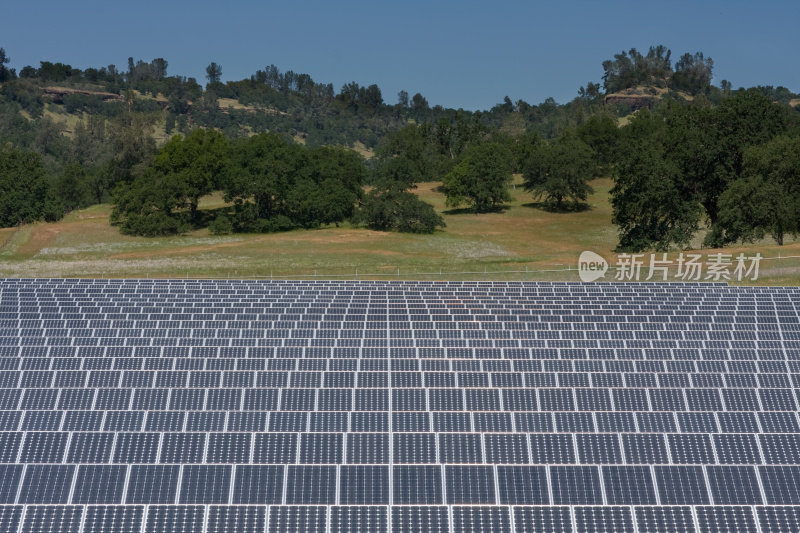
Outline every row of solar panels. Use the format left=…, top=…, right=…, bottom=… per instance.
left=11, top=293, right=765, bottom=302
left=0, top=463, right=798, bottom=506
left=6, top=329, right=800, bottom=340
left=0, top=340, right=800, bottom=354
left=4, top=341, right=799, bottom=354
left=0, top=431, right=798, bottom=464
left=4, top=309, right=792, bottom=318
left=8, top=315, right=798, bottom=325
left=2, top=385, right=796, bottom=409
left=3, top=352, right=795, bottom=370
left=12, top=298, right=781, bottom=307
left=5, top=342, right=797, bottom=354
left=2, top=295, right=795, bottom=303
left=6, top=313, right=794, bottom=324
left=4, top=370, right=800, bottom=388
left=0, top=410, right=797, bottom=434
left=3, top=504, right=798, bottom=533
left=32, top=298, right=764, bottom=305
left=2, top=347, right=798, bottom=363
left=0, top=354, right=797, bottom=371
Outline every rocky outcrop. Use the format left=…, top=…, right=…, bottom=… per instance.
left=42, top=86, right=124, bottom=103
left=603, top=93, right=655, bottom=110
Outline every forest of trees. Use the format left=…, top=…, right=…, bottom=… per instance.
left=1, top=44, right=799, bottom=250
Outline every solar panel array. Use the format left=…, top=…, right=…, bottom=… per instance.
left=0, top=278, right=798, bottom=532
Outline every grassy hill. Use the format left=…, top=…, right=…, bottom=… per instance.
left=2, top=177, right=798, bottom=284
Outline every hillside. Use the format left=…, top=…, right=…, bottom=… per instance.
left=2, top=177, right=798, bottom=284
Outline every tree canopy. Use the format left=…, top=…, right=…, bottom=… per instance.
left=523, top=133, right=595, bottom=210
left=0, top=147, right=62, bottom=226
left=441, top=143, right=513, bottom=212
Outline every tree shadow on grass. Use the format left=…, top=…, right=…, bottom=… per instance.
left=522, top=201, right=591, bottom=213
left=442, top=205, right=510, bottom=215
left=191, top=206, right=231, bottom=228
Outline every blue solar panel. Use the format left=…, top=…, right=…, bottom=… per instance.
left=2, top=278, right=800, bottom=531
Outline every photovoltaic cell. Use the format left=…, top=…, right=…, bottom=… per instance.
left=18, top=464, right=75, bottom=504
left=573, top=506, right=634, bottom=533
left=125, top=465, right=180, bottom=504
left=549, top=465, right=603, bottom=505
left=705, top=465, right=763, bottom=505
left=285, top=465, right=337, bottom=504
left=444, top=466, right=495, bottom=504
left=145, top=506, right=205, bottom=533
left=634, top=506, right=696, bottom=533
left=329, top=506, right=388, bottom=533
left=496, top=465, right=548, bottom=505
left=0, top=465, right=22, bottom=504
left=393, top=465, right=443, bottom=504
left=82, top=505, right=144, bottom=533
left=232, top=465, right=284, bottom=504
left=21, top=506, right=83, bottom=533
left=694, top=506, right=757, bottom=533
left=392, top=506, right=449, bottom=533
left=268, top=506, right=326, bottom=533
left=206, top=505, right=266, bottom=533
left=72, top=465, right=127, bottom=504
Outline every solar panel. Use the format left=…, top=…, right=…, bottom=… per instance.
left=2, top=278, right=800, bottom=531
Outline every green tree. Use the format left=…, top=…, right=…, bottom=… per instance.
left=664, top=90, right=787, bottom=245
left=224, top=133, right=306, bottom=224
left=110, top=168, right=190, bottom=236
left=397, top=90, right=409, bottom=108
left=155, top=128, right=229, bottom=222
left=55, top=163, right=93, bottom=213
left=602, top=46, right=672, bottom=92
left=70, top=115, right=108, bottom=167
left=356, top=182, right=444, bottom=234
left=670, top=52, right=713, bottom=94
left=576, top=113, right=619, bottom=172
left=441, top=142, right=512, bottom=212
left=611, top=137, right=702, bottom=251
left=375, top=124, right=431, bottom=187
left=715, top=136, right=800, bottom=246
left=509, top=131, right=541, bottom=173
left=0, top=147, right=62, bottom=226
left=410, top=92, right=429, bottom=112
left=206, top=62, right=222, bottom=85
left=0, top=47, right=16, bottom=83
left=523, top=133, right=595, bottom=209
left=286, top=146, right=366, bottom=227
left=107, top=100, right=158, bottom=184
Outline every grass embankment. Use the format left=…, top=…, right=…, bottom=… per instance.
left=1, top=177, right=799, bottom=284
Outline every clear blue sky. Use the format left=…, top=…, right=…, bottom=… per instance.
left=2, top=1, right=798, bottom=110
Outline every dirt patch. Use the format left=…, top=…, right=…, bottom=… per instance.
left=15, top=224, right=61, bottom=256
